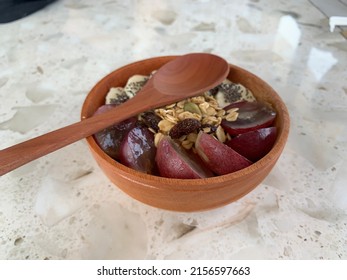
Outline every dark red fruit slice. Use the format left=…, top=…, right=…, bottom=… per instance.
left=221, top=101, right=276, bottom=135
left=195, top=131, right=252, bottom=175
left=119, top=125, right=157, bottom=174
left=93, top=105, right=137, bottom=160
left=155, top=136, right=213, bottom=179
left=226, top=127, right=277, bottom=162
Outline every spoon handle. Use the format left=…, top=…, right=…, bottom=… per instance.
left=0, top=86, right=157, bottom=176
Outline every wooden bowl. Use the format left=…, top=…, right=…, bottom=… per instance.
left=81, top=55, right=290, bottom=212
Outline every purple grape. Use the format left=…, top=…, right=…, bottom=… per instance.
left=93, top=105, right=137, bottom=160
left=119, top=125, right=157, bottom=174
left=225, top=127, right=277, bottom=162
left=222, top=101, right=276, bottom=135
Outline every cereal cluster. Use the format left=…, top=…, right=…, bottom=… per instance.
left=152, top=92, right=239, bottom=150
left=105, top=74, right=256, bottom=152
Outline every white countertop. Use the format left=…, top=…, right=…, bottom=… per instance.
left=0, top=0, right=346, bottom=260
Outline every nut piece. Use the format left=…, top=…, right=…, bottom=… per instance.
left=181, top=139, right=194, bottom=150
left=154, top=132, right=165, bottom=147
left=183, top=102, right=202, bottom=115
left=216, top=125, right=226, bottom=142
left=198, top=102, right=210, bottom=114
left=177, top=111, right=201, bottom=121
left=225, top=108, right=239, bottom=122
left=158, top=119, right=176, bottom=133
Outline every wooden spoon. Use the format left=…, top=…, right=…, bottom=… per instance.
left=0, top=53, right=229, bottom=176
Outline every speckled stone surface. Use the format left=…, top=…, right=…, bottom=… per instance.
left=0, top=0, right=346, bottom=260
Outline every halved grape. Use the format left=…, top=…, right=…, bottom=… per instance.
left=93, top=105, right=137, bottom=160
left=155, top=136, right=213, bottom=179
left=195, top=131, right=252, bottom=175
left=222, top=101, right=276, bottom=135
left=119, top=125, right=157, bottom=174
left=226, top=127, right=277, bottom=162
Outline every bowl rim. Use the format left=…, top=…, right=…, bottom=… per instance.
left=81, top=55, right=290, bottom=191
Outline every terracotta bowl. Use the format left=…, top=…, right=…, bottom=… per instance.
left=81, top=55, right=290, bottom=212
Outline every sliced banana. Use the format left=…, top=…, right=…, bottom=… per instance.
left=215, top=79, right=256, bottom=107
left=105, top=87, right=129, bottom=105
left=123, top=74, right=149, bottom=98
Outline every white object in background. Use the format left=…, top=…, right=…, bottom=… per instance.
left=329, top=16, right=347, bottom=32
left=309, top=0, right=347, bottom=32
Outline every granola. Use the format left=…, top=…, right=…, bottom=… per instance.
left=105, top=73, right=255, bottom=150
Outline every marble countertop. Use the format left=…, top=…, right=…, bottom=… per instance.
left=1, top=0, right=346, bottom=260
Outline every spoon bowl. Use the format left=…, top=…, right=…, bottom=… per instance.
left=0, top=53, right=229, bottom=176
